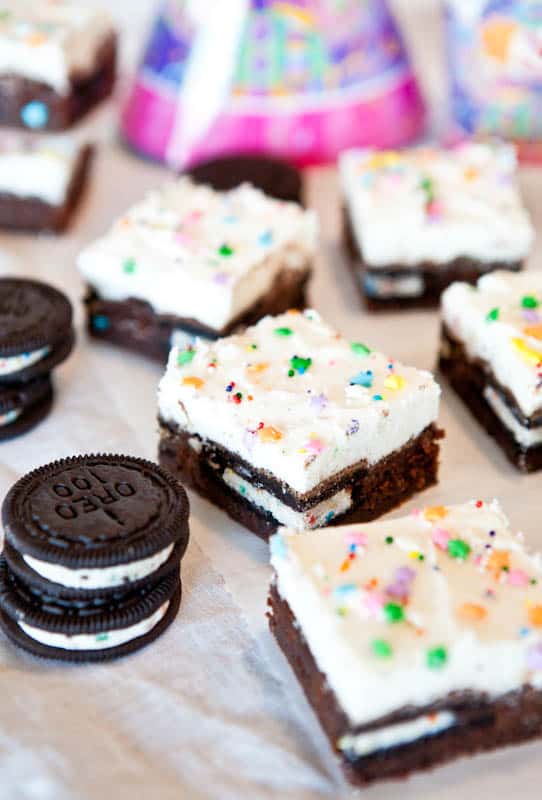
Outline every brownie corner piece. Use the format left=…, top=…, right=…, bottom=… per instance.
left=0, top=5, right=117, bottom=132
left=339, top=143, right=533, bottom=310
left=268, top=500, right=542, bottom=786
left=157, top=309, right=442, bottom=538
left=440, top=270, right=542, bottom=472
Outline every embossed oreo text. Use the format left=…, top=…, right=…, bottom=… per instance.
left=51, top=469, right=136, bottom=525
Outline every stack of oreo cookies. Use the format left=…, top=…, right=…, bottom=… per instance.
left=0, top=454, right=189, bottom=661
left=0, top=278, right=75, bottom=440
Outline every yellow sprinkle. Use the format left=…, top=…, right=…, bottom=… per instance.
left=424, top=505, right=448, bottom=522
left=258, top=426, right=282, bottom=443
left=511, top=337, right=542, bottom=365
left=364, top=151, right=401, bottom=170
left=409, top=550, right=421, bottom=560
left=182, top=376, right=204, bottom=389
left=384, top=375, right=406, bottom=391
left=246, top=362, right=269, bottom=375
left=458, top=603, right=487, bottom=622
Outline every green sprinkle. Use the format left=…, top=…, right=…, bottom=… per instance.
left=371, top=639, right=393, bottom=659
left=250, top=343, right=258, bottom=350
left=384, top=602, right=404, bottom=623
left=351, top=342, right=371, bottom=356
left=420, top=176, right=435, bottom=203
left=177, top=349, right=195, bottom=366
left=219, top=244, right=234, bottom=257
left=486, top=307, right=500, bottom=322
left=447, top=539, right=471, bottom=560
left=385, top=536, right=394, bottom=545
left=418, top=554, right=425, bottom=561
left=95, top=633, right=109, bottom=642
left=427, top=646, right=448, bottom=670
left=288, top=369, right=295, bottom=377
left=337, top=606, right=347, bottom=617
left=123, top=257, right=137, bottom=274
left=522, top=295, right=539, bottom=309
left=290, top=355, right=312, bottom=375
left=274, top=327, right=293, bottom=337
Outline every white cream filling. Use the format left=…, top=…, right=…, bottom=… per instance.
left=18, top=601, right=170, bottom=651
left=0, top=346, right=50, bottom=376
left=23, top=544, right=175, bottom=590
left=338, top=711, right=456, bottom=757
left=363, top=273, right=425, bottom=299
left=0, top=140, right=80, bottom=205
left=0, top=408, right=21, bottom=427
left=484, top=387, right=542, bottom=449
left=222, top=467, right=352, bottom=530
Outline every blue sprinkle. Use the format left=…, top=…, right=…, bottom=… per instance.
left=372, top=394, right=384, bottom=401
left=349, top=543, right=357, bottom=553
left=93, top=315, right=110, bottom=331
left=325, top=511, right=335, bottom=523
left=519, top=626, right=531, bottom=638
left=223, top=215, right=238, bottom=224
left=363, top=274, right=379, bottom=297
left=20, top=100, right=49, bottom=129
left=270, top=534, right=288, bottom=559
left=333, top=583, right=358, bottom=599
left=349, top=370, right=373, bottom=388
left=258, top=229, right=274, bottom=247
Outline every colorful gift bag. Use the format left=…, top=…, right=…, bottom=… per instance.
left=447, top=0, right=542, bottom=160
left=122, top=0, right=425, bottom=168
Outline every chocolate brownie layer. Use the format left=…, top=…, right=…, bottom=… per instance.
left=158, top=422, right=443, bottom=539
left=344, top=208, right=522, bottom=311
left=439, top=327, right=542, bottom=473
left=268, top=583, right=542, bottom=786
left=85, top=267, right=311, bottom=362
left=0, top=145, right=92, bottom=232
left=0, top=34, right=117, bottom=132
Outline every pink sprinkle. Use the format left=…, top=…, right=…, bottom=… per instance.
left=185, top=210, right=203, bottom=224
left=411, top=508, right=422, bottom=518
left=176, top=232, right=192, bottom=245
left=364, top=591, right=385, bottom=616
left=345, top=532, right=368, bottom=547
left=432, top=527, right=451, bottom=550
left=427, top=200, right=444, bottom=219
left=305, top=437, right=326, bottom=455
left=508, top=569, right=529, bottom=587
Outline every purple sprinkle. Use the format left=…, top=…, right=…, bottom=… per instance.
left=213, top=272, right=230, bottom=286
left=527, top=643, right=542, bottom=671
left=523, top=309, right=541, bottom=324
left=309, top=393, right=328, bottom=413
left=395, top=566, right=416, bottom=584
left=346, top=419, right=360, bottom=436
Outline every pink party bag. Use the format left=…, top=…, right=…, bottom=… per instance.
left=122, top=0, right=425, bottom=168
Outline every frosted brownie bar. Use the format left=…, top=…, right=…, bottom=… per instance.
left=269, top=500, right=542, bottom=785
left=0, top=1, right=116, bottom=131
left=340, top=143, right=534, bottom=310
left=78, top=179, right=318, bottom=362
left=158, top=310, right=443, bottom=538
left=440, top=270, right=542, bottom=472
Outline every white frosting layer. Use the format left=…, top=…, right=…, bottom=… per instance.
left=0, top=346, right=50, bottom=376
left=19, top=601, right=170, bottom=651
left=340, top=143, right=534, bottom=267
left=78, top=179, right=318, bottom=331
left=222, top=468, right=352, bottom=530
left=23, top=544, right=175, bottom=590
left=0, top=1, right=114, bottom=94
left=364, top=273, right=425, bottom=299
left=442, top=270, right=542, bottom=417
left=0, top=135, right=82, bottom=204
left=271, top=500, right=542, bottom=728
left=0, top=408, right=20, bottom=427
left=338, top=711, right=456, bottom=757
left=158, top=310, right=441, bottom=494
left=484, top=387, right=542, bottom=448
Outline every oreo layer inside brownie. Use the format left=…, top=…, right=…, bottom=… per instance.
left=0, top=137, right=92, bottom=232
left=79, top=177, right=317, bottom=362
left=269, top=501, right=542, bottom=786
left=0, top=4, right=116, bottom=131
left=158, top=310, right=442, bottom=538
left=440, top=271, right=542, bottom=473
left=339, top=144, right=533, bottom=310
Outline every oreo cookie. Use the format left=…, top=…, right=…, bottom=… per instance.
left=0, top=558, right=181, bottom=663
left=0, top=277, right=74, bottom=384
left=0, top=454, right=189, bottom=661
left=0, top=374, right=53, bottom=441
left=186, top=154, right=304, bottom=205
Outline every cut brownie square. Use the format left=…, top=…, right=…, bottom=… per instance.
left=0, top=134, right=91, bottom=232
left=78, top=179, right=318, bottom=362
left=0, top=2, right=116, bottom=132
left=440, top=270, right=542, bottom=472
left=268, top=500, right=542, bottom=786
left=339, top=143, right=534, bottom=310
left=158, top=310, right=443, bottom=539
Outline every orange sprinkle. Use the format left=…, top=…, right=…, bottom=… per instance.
left=182, top=376, right=204, bottom=389
left=424, top=505, right=447, bottom=522
left=27, top=32, right=47, bottom=46
left=486, top=549, right=510, bottom=578
left=463, top=166, right=480, bottom=182
left=247, top=394, right=253, bottom=401
left=524, top=324, right=542, bottom=342
left=258, top=426, right=282, bottom=443
left=458, top=603, right=487, bottom=622
left=528, top=605, right=542, bottom=627
left=246, top=362, right=269, bottom=375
